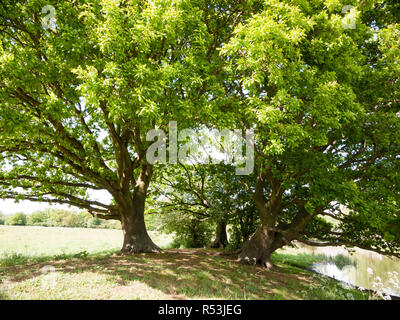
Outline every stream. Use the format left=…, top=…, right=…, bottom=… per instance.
left=281, top=243, right=400, bottom=297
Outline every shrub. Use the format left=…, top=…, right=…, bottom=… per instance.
left=86, top=217, right=102, bottom=228
left=328, top=254, right=356, bottom=270
left=161, top=211, right=213, bottom=248
left=61, top=214, right=81, bottom=227
left=145, top=213, right=163, bottom=232
left=226, top=206, right=259, bottom=251
left=5, top=212, right=27, bottom=226
left=27, top=211, right=50, bottom=226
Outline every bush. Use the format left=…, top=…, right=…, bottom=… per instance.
left=161, top=211, right=213, bottom=248
left=27, top=211, right=50, bottom=226
left=2, top=208, right=121, bottom=229
left=328, top=254, right=356, bottom=270
left=145, top=213, right=163, bottom=232
left=226, top=206, right=259, bottom=251
left=86, top=217, right=102, bottom=228
left=29, top=209, right=88, bottom=228
left=61, top=214, right=81, bottom=227
left=5, top=212, right=27, bottom=226
left=102, top=220, right=121, bottom=229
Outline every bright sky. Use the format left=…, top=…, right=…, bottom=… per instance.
left=0, top=199, right=69, bottom=215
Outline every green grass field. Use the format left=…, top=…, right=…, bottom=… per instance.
left=0, top=225, right=371, bottom=300
left=0, top=225, right=173, bottom=262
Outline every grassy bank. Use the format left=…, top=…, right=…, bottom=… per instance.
left=0, top=225, right=370, bottom=300
left=272, top=252, right=356, bottom=270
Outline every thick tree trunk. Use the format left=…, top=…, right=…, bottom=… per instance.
left=238, top=224, right=282, bottom=269
left=120, top=191, right=160, bottom=254
left=239, top=173, right=285, bottom=269
left=210, top=220, right=228, bottom=248
left=238, top=174, right=313, bottom=269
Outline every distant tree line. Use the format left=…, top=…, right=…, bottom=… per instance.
left=0, top=209, right=120, bottom=229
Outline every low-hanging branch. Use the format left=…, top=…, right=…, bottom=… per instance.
left=2, top=191, right=115, bottom=216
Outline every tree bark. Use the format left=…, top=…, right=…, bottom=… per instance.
left=119, top=164, right=160, bottom=254
left=238, top=172, right=285, bottom=269
left=239, top=224, right=281, bottom=269
left=120, top=192, right=160, bottom=253
left=210, top=220, right=228, bottom=248
left=238, top=208, right=315, bottom=269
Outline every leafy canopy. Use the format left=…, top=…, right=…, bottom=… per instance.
left=219, top=0, right=400, bottom=256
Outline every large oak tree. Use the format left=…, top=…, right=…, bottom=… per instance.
left=220, top=0, right=400, bottom=267
left=0, top=0, right=249, bottom=252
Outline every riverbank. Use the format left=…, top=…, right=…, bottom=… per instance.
left=271, top=251, right=399, bottom=300
left=275, top=242, right=400, bottom=298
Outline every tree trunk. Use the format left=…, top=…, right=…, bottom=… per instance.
left=238, top=224, right=282, bottom=269
left=120, top=191, right=160, bottom=254
left=210, top=220, right=228, bottom=248
left=239, top=173, right=285, bottom=269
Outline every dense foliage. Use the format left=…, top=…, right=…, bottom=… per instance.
left=217, top=0, right=400, bottom=266
left=4, top=212, right=27, bottom=226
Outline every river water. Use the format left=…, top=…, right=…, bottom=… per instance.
left=279, top=243, right=400, bottom=297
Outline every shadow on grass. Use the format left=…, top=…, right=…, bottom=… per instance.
left=0, top=249, right=115, bottom=267
left=0, top=249, right=369, bottom=300
left=1, top=249, right=318, bottom=299
left=0, top=291, right=10, bottom=300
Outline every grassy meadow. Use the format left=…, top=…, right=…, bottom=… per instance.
left=0, top=225, right=371, bottom=300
